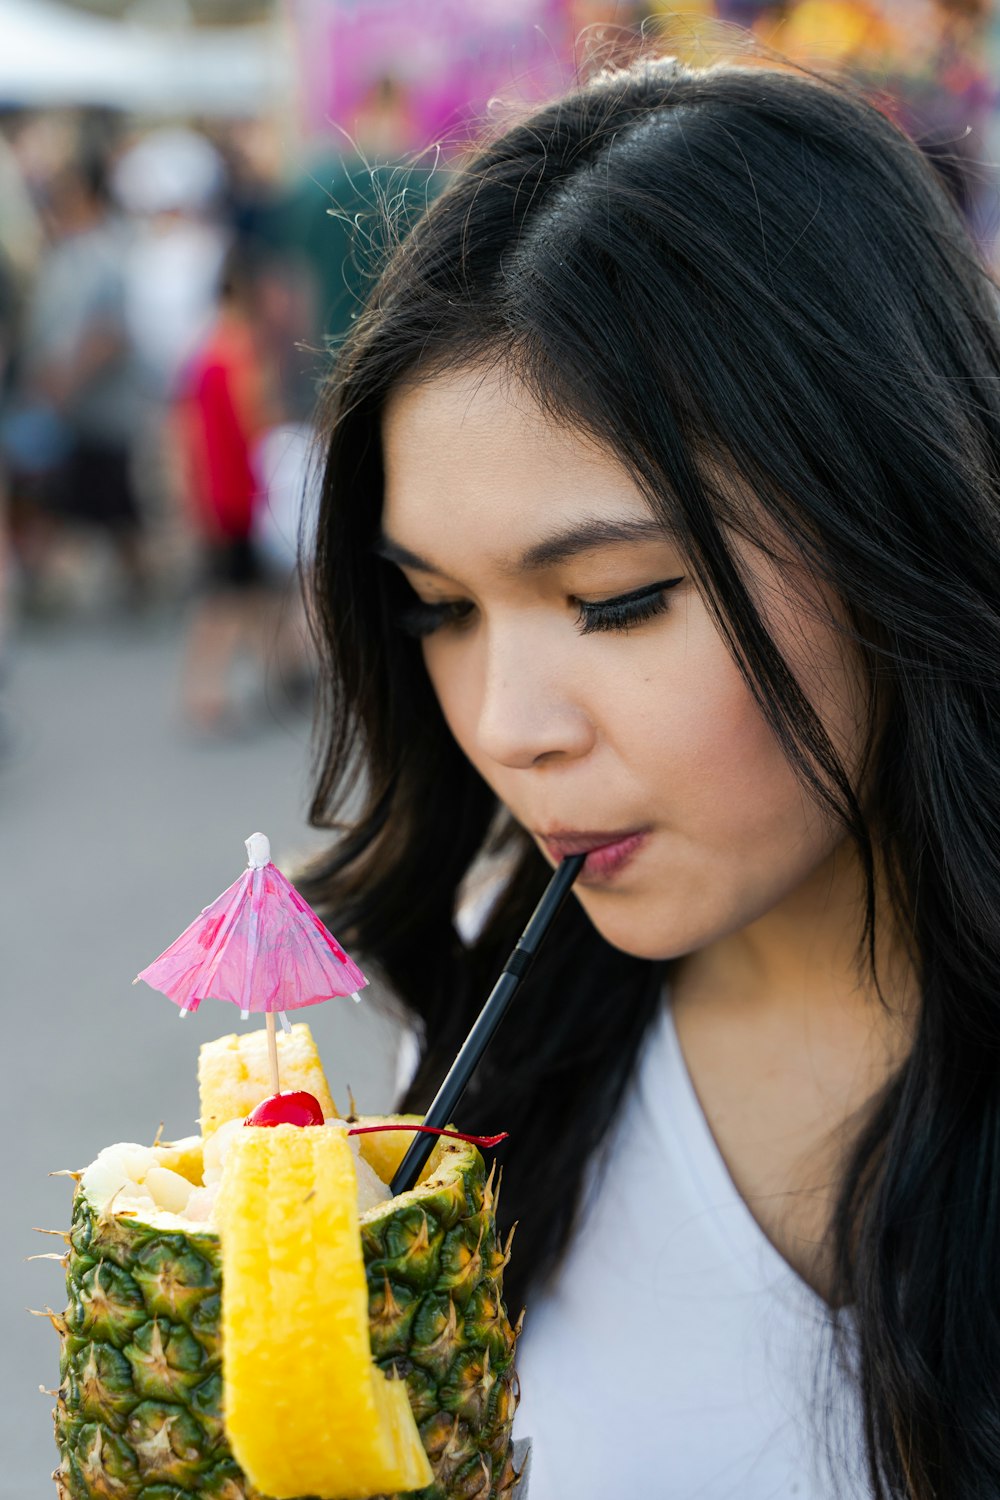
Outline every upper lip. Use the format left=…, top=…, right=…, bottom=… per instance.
left=538, top=827, right=649, bottom=858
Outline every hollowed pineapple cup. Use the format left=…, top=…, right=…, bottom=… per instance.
left=48, top=1120, right=521, bottom=1500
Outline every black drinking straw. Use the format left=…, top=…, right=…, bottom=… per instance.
left=389, top=852, right=587, bottom=1196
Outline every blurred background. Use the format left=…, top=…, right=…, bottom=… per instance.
left=3, top=0, right=998, bottom=1493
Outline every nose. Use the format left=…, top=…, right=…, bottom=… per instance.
left=473, top=624, right=595, bottom=770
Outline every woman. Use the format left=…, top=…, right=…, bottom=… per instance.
left=299, top=54, right=1000, bottom=1499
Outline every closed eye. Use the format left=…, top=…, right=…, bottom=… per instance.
left=394, top=596, right=477, bottom=638
left=575, top=577, right=684, bottom=635
left=392, top=578, right=685, bottom=639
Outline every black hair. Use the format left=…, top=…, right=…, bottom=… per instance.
left=299, top=54, right=1000, bottom=1499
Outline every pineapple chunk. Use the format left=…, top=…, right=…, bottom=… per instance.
left=216, top=1123, right=432, bottom=1499
left=80, top=1143, right=158, bottom=1213
left=346, top=1136, right=392, bottom=1212
left=198, top=1023, right=338, bottom=1140
left=144, top=1165, right=196, bottom=1214
left=151, top=1134, right=203, bottom=1183
left=202, top=1118, right=245, bottom=1185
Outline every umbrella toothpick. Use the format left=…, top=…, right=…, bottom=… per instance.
left=266, top=1012, right=280, bottom=1095
left=135, top=831, right=370, bottom=1064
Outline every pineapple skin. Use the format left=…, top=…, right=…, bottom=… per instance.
left=50, top=1125, right=521, bottom=1500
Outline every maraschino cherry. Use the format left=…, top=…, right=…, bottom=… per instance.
left=244, top=1091, right=325, bottom=1127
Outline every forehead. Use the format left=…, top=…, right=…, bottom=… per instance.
left=380, top=365, right=658, bottom=553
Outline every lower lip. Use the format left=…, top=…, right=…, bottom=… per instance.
left=572, top=832, right=648, bottom=883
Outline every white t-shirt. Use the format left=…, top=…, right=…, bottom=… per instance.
left=512, top=996, right=870, bottom=1500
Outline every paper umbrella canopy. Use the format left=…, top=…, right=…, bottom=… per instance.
left=135, top=832, right=368, bottom=1026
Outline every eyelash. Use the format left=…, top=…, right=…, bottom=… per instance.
left=393, top=578, right=684, bottom=640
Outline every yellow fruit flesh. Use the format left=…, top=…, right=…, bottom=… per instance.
left=198, top=1024, right=338, bottom=1139
left=216, top=1124, right=433, bottom=1500
left=150, top=1137, right=203, bottom=1183
left=352, top=1117, right=449, bottom=1188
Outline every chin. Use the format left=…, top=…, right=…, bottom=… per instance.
left=578, top=899, right=698, bottom=963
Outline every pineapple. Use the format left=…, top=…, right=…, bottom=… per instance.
left=44, top=1026, right=521, bottom=1500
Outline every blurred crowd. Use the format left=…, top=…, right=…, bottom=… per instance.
left=0, top=0, right=995, bottom=749
left=0, top=108, right=305, bottom=729
left=0, top=104, right=384, bottom=738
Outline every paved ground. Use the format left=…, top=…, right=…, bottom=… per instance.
left=3, top=601, right=405, bottom=1498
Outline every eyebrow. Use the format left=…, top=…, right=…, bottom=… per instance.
left=373, top=515, right=675, bottom=578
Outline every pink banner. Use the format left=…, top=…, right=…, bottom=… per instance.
left=291, top=0, right=574, bottom=149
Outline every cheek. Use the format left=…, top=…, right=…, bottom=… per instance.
left=631, top=619, right=822, bottom=856
left=586, top=684, right=837, bottom=960
left=584, top=618, right=852, bottom=959
left=634, top=571, right=863, bottom=857
left=421, top=640, right=480, bottom=751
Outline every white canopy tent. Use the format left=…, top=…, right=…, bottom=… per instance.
left=0, top=0, right=292, bottom=114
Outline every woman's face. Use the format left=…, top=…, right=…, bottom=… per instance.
left=380, top=366, right=865, bottom=961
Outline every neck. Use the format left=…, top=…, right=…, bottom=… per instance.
left=668, top=838, right=917, bottom=1308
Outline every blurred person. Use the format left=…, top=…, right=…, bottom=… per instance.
left=108, top=129, right=233, bottom=607
left=0, top=243, right=19, bottom=754
left=173, top=250, right=279, bottom=734
left=252, top=419, right=320, bottom=710
left=0, top=132, right=32, bottom=659
left=17, top=155, right=146, bottom=610
left=210, top=118, right=323, bottom=423
left=0, top=265, right=13, bottom=758
left=113, top=127, right=229, bottom=402
left=0, top=115, right=44, bottom=290
left=282, top=77, right=429, bottom=359
left=211, top=116, right=287, bottom=256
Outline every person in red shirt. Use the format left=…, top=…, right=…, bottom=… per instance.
left=175, top=252, right=277, bottom=732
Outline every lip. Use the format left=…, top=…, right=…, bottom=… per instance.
left=539, top=827, right=650, bottom=884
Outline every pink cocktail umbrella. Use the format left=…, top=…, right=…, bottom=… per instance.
left=135, top=831, right=368, bottom=1092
